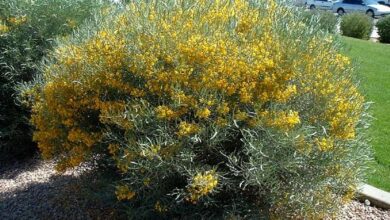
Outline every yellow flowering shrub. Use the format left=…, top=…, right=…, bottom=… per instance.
left=1, top=0, right=107, bottom=163
left=22, top=0, right=371, bottom=218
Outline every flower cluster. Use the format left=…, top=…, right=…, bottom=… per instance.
left=186, top=171, right=218, bottom=204
left=177, top=122, right=200, bottom=137
left=0, top=22, right=9, bottom=34
left=154, top=201, right=168, bottom=213
left=115, top=185, right=136, bottom=201
left=0, top=15, right=27, bottom=35
left=8, top=15, right=27, bottom=25
left=316, top=137, right=334, bottom=152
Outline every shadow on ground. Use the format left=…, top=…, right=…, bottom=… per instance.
left=0, top=154, right=42, bottom=179
left=0, top=160, right=124, bottom=220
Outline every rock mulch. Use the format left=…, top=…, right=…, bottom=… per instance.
left=1, top=156, right=389, bottom=219
left=340, top=200, right=390, bottom=220
left=0, top=155, right=119, bottom=220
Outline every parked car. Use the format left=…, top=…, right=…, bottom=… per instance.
left=307, top=0, right=336, bottom=10
left=333, top=0, right=390, bottom=17
left=292, top=0, right=307, bottom=6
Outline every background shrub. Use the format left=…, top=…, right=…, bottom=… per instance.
left=22, top=0, right=371, bottom=218
left=0, top=0, right=106, bottom=164
left=302, top=10, right=338, bottom=33
left=340, top=13, right=373, bottom=39
left=377, top=16, right=390, bottom=43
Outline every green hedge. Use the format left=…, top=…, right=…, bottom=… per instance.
left=340, top=13, right=373, bottom=40
left=377, top=16, right=390, bottom=43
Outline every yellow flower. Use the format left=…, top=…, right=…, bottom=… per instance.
left=177, top=121, right=200, bottom=137
left=217, top=102, right=230, bottom=115
left=143, top=178, right=151, bottom=186
left=155, top=105, right=176, bottom=120
left=141, top=144, right=161, bottom=159
left=115, top=185, right=136, bottom=201
left=108, top=143, right=120, bottom=155
left=294, top=136, right=312, bottom=155
left=154, top=201, right=168, bottom=213
left=239, top=88, right=252, bottom=103
left=341, top=185, right=356, bottom=204
left=215, top=117, right=228, bottom=127
left=234, top=110, right=248, bottom=121
left=187, top=170, right=218, bottom=204
left=315, top=137, right=334, bottom=152
left=0, top=23, right=9, bottom=34
left=8, top=15, right=27, bottom=25
left=260, top=110, right=300, bottom=131
left=66, top=19, right=77, bottom=28
left=196, top=107, right=211, bottom=119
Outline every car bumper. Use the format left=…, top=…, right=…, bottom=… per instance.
left=375, top=12, right=390, bottom=18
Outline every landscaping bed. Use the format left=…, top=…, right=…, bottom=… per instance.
left=0, top=156, right=121, bottom=220
left=1, top=1, right=385, bottom=218
left=1, top=157, right=389, bottom=219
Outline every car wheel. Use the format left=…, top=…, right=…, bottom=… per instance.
left=337, top=8, right=345, bottom=16
left=310, top=5, right=316, bottom=10
left=366, top=10, right=374, bottom=18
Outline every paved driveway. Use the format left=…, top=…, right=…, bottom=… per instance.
left=371, top=19, right=379, bottom=39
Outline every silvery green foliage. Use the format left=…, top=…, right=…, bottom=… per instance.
left=21, top=0, right=372, bottom=218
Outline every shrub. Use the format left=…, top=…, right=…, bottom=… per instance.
left=377, top=16, right=390, bottom=43
left=340, top=13, right=373, bottom=39
left=22, top=0, right=371, bottom=218
left=0, top=0, right=106, bottom=163
left=302, top=10, right=338, bottom=33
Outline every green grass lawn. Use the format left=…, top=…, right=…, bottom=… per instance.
left=341, top=37, right=390, bottom=191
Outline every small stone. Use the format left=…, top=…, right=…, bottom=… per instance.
left=365, top=199, right=371, bottom=206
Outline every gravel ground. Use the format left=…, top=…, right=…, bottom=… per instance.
left=339, top=200, right=390, bottom=220
left=0, top=155, right=120, bottom=220
left=1, top=157, right=390, bottom=220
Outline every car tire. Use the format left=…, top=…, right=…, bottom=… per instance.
left=337, top=8, right=345, bottom=16
left=366, top=10, right=374, bottom=18
left=310, top=5, right=315, bottom=10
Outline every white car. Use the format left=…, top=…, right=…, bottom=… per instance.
left=293, top=0, right=307, bottom=6
left=333, top=0, right=390, bottom=17
left=306, top=0, right=336, bottom=10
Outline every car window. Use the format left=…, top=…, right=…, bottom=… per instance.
left=365, top=0, right=380, bottom=4
left=343, top=0, right=363, bottom=4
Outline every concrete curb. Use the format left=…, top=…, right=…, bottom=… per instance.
left=358, top=184, right=390, bottom=209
